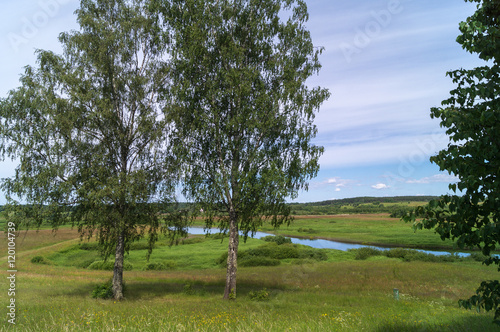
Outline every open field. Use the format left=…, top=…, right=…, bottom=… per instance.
left=1, top=219, right=499, bottom=331
left=192, top=213, right=460, bottom=251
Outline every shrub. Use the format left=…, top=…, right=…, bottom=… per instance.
left=30, top=256, right=52, bottom=265
left=298, top=248, right=328, bottom=261
left=77, top=258, right=98, bottom=269
left=91, top=280, right=114, bottom=299
left=469, top=252, right=489, bottom=262
left=261, top=235, right=292, bottom=245
left=297, top=228, right=318, bottom=234
left=216, top=242, right=327, bottom=266
left=352, top=247, right=383, bottom=260
left=270, top=245, right=300, bottom=259
left=243, top=243, right=299, bottom=259
left=239, top=257, right=280, bottom=267
left=91, top=279, right=126, bottom=299
left=87, top=260, right=133, bottom=271
left=216, top=251, right=249, bottom=267
left=384, top=248, right=408, bottom=259
left=183, top=283, right=194, bottom=295
left=402, top=251, right=439, bottom=262
left=383, top=248, right=462, bottom=263
left=240, top=244, right=273, bottom=259
left=401, top=251, right=459, bottom=263
left=249, top=288, right=270, bottom=301
left=142, top=260, right=177, bottom=271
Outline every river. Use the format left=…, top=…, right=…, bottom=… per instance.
left=187, top=227, right=470, bottom=257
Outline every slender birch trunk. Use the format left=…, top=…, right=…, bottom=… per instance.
left=223, top=211, right=239, bottom=300
left=112, top=229, right=125, bottom=300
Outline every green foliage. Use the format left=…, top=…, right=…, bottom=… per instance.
left=166, top=0, right=329, bottom=229
left=248, top=243, right=300, bottom=259
left=352, top=247, right=383, bottom=260
left=78, top=258, right=98, bottom=269
left=351, top=247, right=468, bottom=263
left=390, top=207, right=414, bottom=218
left=469, top=252, right=489, bottom=262
left=249, top=288, right=270, bottom=301
left=0, top=0, right=189, bottom=300
left=91, top=279, right=127, bottom=299
left=91, top=280, right=114, bottom=299
left=30, top=256, right=52, bottom=265
left=142, top=261, right=177, bottom=271
left=228, top=289, right=236, bottom=300
left=217, top=242, right=326, bottom=267
left=298, top=228, right=318, bottom=234
left=460, top=280, right=500, bottom=325
left=87, top=260, right=133, bottom=271
left=163, top=0, right=329, bottom=298
left=297, top=248, right=328, bottom=261
left=383, top=248, right=409, bottom=259
left=261, top=235, right=292, bottom=245
left=402, top=0, right=500, bottom=324
left=183, top=283, right=194, bottom=295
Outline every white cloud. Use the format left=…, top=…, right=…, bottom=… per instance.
left=372, top=183, right=389, bottom=190
left=314, top=177, right=356, bottom=192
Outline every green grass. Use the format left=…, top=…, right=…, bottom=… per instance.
left=254, top=214, right=463, bottom=250
left=1, top=225, right=500, bottom=331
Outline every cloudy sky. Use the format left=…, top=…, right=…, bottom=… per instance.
left=0, top=0, right=484, bottom=204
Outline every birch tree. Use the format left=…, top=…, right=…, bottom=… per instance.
left=161, top=0, right=329, bottom=299
left=0, top=0, right=184, bottom=300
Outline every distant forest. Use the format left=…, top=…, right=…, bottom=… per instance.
left=289, top=196, right=438, bottom=216
left=0, top=196, right=436, bottom=217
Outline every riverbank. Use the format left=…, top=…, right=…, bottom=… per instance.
left=191, top=213, right=462, bottom=251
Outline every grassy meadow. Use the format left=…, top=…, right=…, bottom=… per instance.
left=192, top=213, right=459, bottom=251
left=259, top=214, right=459, bottom=250
left=1, top=211, right=499, bottom=331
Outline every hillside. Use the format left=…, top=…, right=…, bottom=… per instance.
left=289, top=196, right=438, bottom=216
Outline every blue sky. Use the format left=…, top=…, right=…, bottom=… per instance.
left=0, top=0, right=484, bottom=204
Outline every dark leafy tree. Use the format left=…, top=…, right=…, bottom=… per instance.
left=160, top=0, right=329, bottom=299
left=0, top=0, right=186, bottom=300
left=403, top=0, right=500, bottom=324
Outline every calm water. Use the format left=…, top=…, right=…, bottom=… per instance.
left=187, top=227, right=469, bottom=257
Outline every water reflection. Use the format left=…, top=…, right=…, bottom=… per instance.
left=187, top=227, right=469, bottom=257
